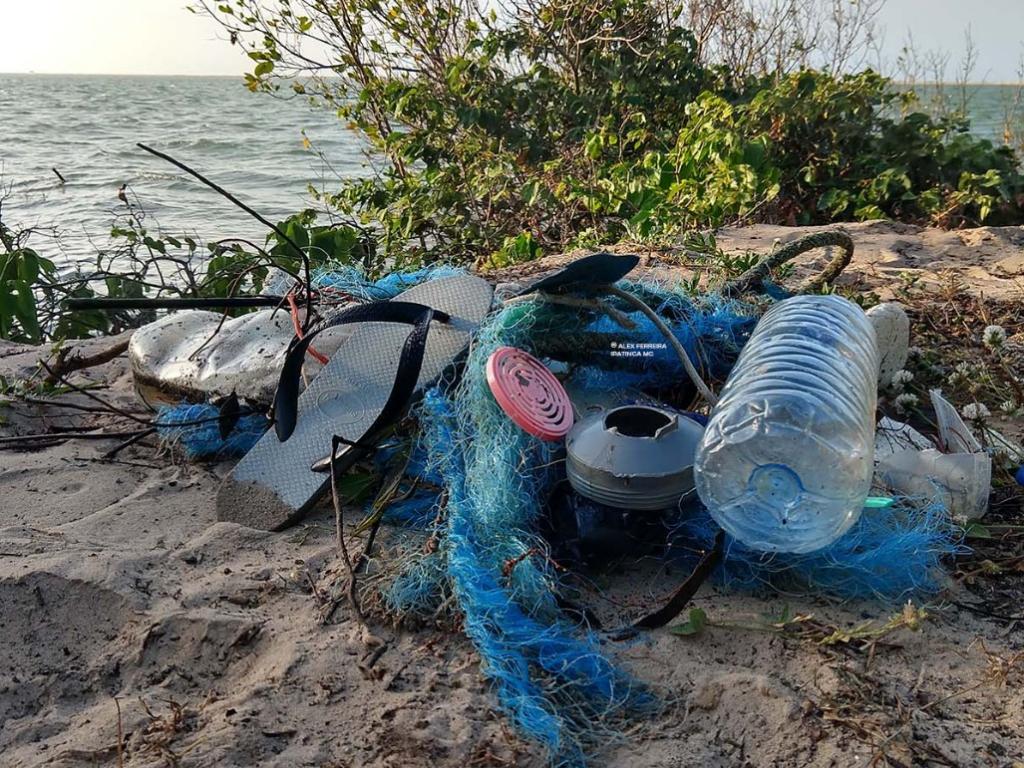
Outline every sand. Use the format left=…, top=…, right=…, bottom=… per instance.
left=2, top=222, right=1023, bottom=767
left=492, top=220, right=1024, bottom=303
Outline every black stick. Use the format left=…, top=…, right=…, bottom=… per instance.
left=66, top=295, right=286, bottom=311
left=135, top=142, right=315, bottom=331
left=0, top=430, right=147, bottom=446
left=102, top=427, right=158, bottom=459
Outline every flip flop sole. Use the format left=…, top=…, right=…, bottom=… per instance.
left=216, top=275, right=493, bottom=530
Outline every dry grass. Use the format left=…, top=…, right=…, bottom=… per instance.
left=135, top=696, right=214, bottom=767
left=809, top=640, right=1024, bottom=767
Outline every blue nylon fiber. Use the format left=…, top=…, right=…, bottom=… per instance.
left=421, top=389, right=647, bottom=764
left=313, top=264, right=465, bottom=300
left=379, top=491, right=439, bottom=528
left=155, top=403, right=268, bottom=459
left=668, top=501, right=966, bottom=602
left=584, top=283, right=755, bottom=383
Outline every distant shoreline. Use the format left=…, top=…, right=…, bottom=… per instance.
left=1, top=71, right=1021, bottom=87
left=893, top=82, right=1022, bottom=88
left=0, top=71, right=243, bottom=79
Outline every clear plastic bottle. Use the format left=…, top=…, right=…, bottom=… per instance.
left=694, top=295, right=880, bottom=553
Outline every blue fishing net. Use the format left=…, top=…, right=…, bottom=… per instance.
left=668, top=501, right=966, bottom=602
left=313, top=264, right=466, bottom=301
left=382, top=286, right=762, bottom=763
left=563, top=282, right=755, bottom=393
left=155, top=403, right=268, bottom=459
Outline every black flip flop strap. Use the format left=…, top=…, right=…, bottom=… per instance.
left=515, top=252, right=640, bottom=296
left=274, top=300, right=449, bottom=441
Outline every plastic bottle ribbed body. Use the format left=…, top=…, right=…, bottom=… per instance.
left=694, top=295, right=880, bottom=554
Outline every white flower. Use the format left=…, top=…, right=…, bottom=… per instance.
left=890, top=369, right=914, bottom=390
left=906, top=346, right=923, bottom=359
left=893, top=393, right=919, bottom=414
left=948, top=363, right=971, bottom=386
left=962, top=402, right=991, bottom=420
left=983, top=325, right=1007, bottom=349
left=1000, top=400, right=1024, bottom=418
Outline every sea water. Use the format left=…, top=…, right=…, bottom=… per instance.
left=0, top=74, right=362, bottom=268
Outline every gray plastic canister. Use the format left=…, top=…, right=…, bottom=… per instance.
left=567, top=405, right=705, bottom=511
left=694, top=295, right=880, bottom=553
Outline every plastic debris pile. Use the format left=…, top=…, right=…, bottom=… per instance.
left=151, top=265, right=980, bottom=765
left=367, top=278, right=961, bottom=760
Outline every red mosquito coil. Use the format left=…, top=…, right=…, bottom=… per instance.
left=485, top=346, right=574, bottom=441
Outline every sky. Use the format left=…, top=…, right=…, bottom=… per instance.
left=0, top=0, right=1022, bottom=81
left=879, top=0, right=1024, bottom=83
left=0, top=1, right=248, bottom=76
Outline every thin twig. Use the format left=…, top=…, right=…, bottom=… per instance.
left=329, top=435, right=364, bottom=624
left=102, top=427, right=158, bottom=459
left=44, top=337, right=131, bottom=384
left=37, top=360, right=259, bottom=431
left=17, top=396, right=148, bottom=416
left=136, top=142, right=316, bottom=331
left=38, top=360, right=153, bottom=425
left=0, top=430, right=147, bottom=446
left=114, top=696, right=125, bottom=768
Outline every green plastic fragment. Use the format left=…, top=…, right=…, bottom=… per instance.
left=864, top=496, right=895, bottom=509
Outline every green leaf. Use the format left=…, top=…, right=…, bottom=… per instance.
left=964, top=522, right=993, bottom=539
left=12, top=286, right=41, bottom=343
left=669, top=608, right=708, bottom=637
left=142, top=236, right=166, bottom=254
left=335, top=472, right=378, bottom=504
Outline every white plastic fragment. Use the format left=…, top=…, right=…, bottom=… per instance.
left=128, top=308, right=352, bottom=406
left=873, top=390, right=995, bottom=522
left=930, top=389, right=983, bottom=453
left=875, top=416, right=934, bottom=459
left=931, top=390, right=1024, bottom=466
left=985, top=429, right=1024, bottom=465
left=866, top=302, right=910, bottom=389
left=875, top=448, right=991, bottom=525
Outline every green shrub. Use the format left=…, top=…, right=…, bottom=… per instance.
left=9, top=0, right=1024, bottom=343
left=0, top=205, right=369, bottom=342
left=209, top=0, right=1024, bottom=266
left=0, top=243, right=55, bottom=343
left=220, top=0, right=779, bottom=265
left=744, top=70, right=1024, bottom=226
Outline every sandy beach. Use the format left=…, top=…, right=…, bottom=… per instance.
left=2, top=222, right=1023, bottom=767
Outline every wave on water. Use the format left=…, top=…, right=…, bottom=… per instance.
left=0, top=74, right=356, bottom=263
